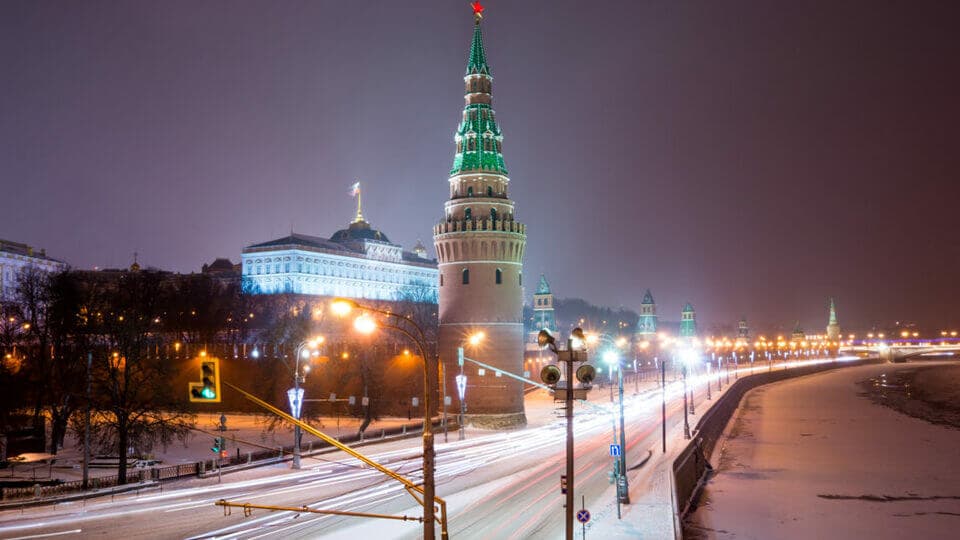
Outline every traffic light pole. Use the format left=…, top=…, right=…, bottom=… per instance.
left=221, top=380, right=449, bottom=538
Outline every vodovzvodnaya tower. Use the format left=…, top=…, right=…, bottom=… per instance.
left=433, top=5, right=527, bottom=428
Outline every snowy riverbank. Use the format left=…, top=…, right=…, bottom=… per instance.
left=686, top=361, right=960, bottom=540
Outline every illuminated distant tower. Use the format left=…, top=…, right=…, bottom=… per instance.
left=791, top=321, right=806, bottom=342
left=531, top=274, right=556, bottom=339
left=679, top=303, right=697, bottom=342
left=738, top=317, right=749, bottom=340
left=826, top=298, right=841, bottom=341
left=636, top=289, right=658, bottom=340
left=433, top=3, right=527, bottom=428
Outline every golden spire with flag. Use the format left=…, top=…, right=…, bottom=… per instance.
left=349, top=181, right=364, bottom=223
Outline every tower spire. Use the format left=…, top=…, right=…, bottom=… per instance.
left=350, top=181, right=364, bottom=223
left=467, top=3, right=489, bottom=75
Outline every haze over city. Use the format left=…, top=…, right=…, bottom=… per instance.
left=3, top=0, right=958, bottom=329
left=2, top=3, right=960, bottom=539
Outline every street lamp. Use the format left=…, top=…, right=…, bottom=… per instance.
left=456, top=332, right=484, bottom=441
left=678, top=347, right=700, bottom=440
left=332, top=298, right=446, bottom=540
left=538, top=327, right=587, bottom=540
left=602, top=349, right=630, bottom=507
left=291, top=336, right=324, bottom=469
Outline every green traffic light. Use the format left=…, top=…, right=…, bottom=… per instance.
left=201, top=387, right=216, bottom=399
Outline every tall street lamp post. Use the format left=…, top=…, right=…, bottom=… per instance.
left=291, top=337, right=323, bottom=470
left=455, top=332, right=485, bottom=441
left=603, top=350, right=630, bottom=507
left=538, top=328, right=588, bottom=540
left=333, top=298, right=445, bottom=540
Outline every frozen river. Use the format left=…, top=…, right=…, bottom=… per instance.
left=686, top=360, right=960, bottom=540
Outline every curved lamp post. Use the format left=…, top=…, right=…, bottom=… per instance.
left=332, top=298, right=445, bottom=540
left=290, top=336, right=324, bottom=469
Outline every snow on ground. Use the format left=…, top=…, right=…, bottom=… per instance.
left=687, top=361, right=960, bottom=540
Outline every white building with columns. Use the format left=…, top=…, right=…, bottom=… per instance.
left=241, top=216, right=438, bottom=302
left=0, top=239, right=67, bottom=301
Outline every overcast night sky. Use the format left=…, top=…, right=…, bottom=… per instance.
left=2, top=1, right=958, bottom=331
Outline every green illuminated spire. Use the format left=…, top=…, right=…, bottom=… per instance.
left=467, top=19, right=490, bottom=76
left=536, top=274, right=551, bottom=294
left=828, top=298, right=838, bottom=325
left=450, top=6, right=508, bottom=176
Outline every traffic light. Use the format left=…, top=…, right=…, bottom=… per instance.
left=211, top=436, right=223, bottom=453
left=189, top=357, right=221, bottom=403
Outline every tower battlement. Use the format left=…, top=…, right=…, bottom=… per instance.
left=433, top=219, right=526, bottom=235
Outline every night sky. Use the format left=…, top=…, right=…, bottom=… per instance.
left=2, top=1, right=958, bottom=331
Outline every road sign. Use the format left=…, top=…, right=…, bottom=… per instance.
left=411, top=397, right=419, bottom=407
left=576, top=509, right=591, bottom=524
left=348, top=395, right=356, bottom=406
left=560, top=474, right=567, bottom=494
left=609, top=444, right=621, bottom=457
left=444, top=396, right=451, bottom=406
left=361, top=396, right=369, bottom=407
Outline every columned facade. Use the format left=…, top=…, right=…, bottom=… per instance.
left=434, top=8, right=527, bottom=428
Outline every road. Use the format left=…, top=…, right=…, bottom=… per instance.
left=0, top=357, right=830, bottom=540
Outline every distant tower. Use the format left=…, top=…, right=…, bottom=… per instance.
left=737, top=316, right=750, bottom=342
left=635, top=289, right=658, bottom=340
left=791, top=321, right=806, bottom=342
left=434, top=4, right=527, bottom=428
left=531, top=274, right=557, bottom=339
left=413, top=239, right=428, bottom=259
left=679, top=303, right=697, bottom=342
left=826, top=298, right=841, bottom=341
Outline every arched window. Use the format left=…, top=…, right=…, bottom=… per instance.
left=440, top=274, right=444, bottom=287
left=462, top=268, right=470, bottom=285
left=467, top=186, right=473, bottom=196
left=490, top=208, right=497, bottom=221
left=487, top=186, right=493, bottom=197
left=519, top=273, right=523, bottom=286
left=496, top=268, right=502, bottom=284
left=464, top=207, right=472, bottom=220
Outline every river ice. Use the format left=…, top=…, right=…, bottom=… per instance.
left=686, top=361, right=960, bottom=540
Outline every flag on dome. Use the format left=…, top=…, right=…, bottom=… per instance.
left=349, top=182, right=361, bottom=197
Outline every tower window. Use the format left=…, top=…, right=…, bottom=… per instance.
left=519, top=273, right=522, bottom=286
left=490, top=208, right=497, bottom=221
left=487, top=186, right=493, bottom=197
left=496, top=268, right=502, bottom=284
left=462, top=268, right=470, bottom=285
left=440, top=274, right=444, bottom=287
left=467, top=186, right=473, bottom=196
left=464, top=208, right=472, bottom=220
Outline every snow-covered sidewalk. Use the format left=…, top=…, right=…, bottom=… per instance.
left=687, top=361, right=960, bottom=540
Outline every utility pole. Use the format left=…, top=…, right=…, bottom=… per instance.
left=661, top=358, right=666, bottom=453
left=82, top=351, right=92, bottom=490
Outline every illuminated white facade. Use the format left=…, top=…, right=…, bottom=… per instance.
left=241, top=220, right=438, bottom=302
left=0, top=239, right=67, bottom=301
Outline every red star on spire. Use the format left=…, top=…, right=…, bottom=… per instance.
left=471, top=1, right=484, bottom=18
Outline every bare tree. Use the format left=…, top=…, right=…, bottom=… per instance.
left=87, top=270, right=194, bottom=483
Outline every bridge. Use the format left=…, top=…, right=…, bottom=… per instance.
left=842, top=341, right=960, bottom=363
